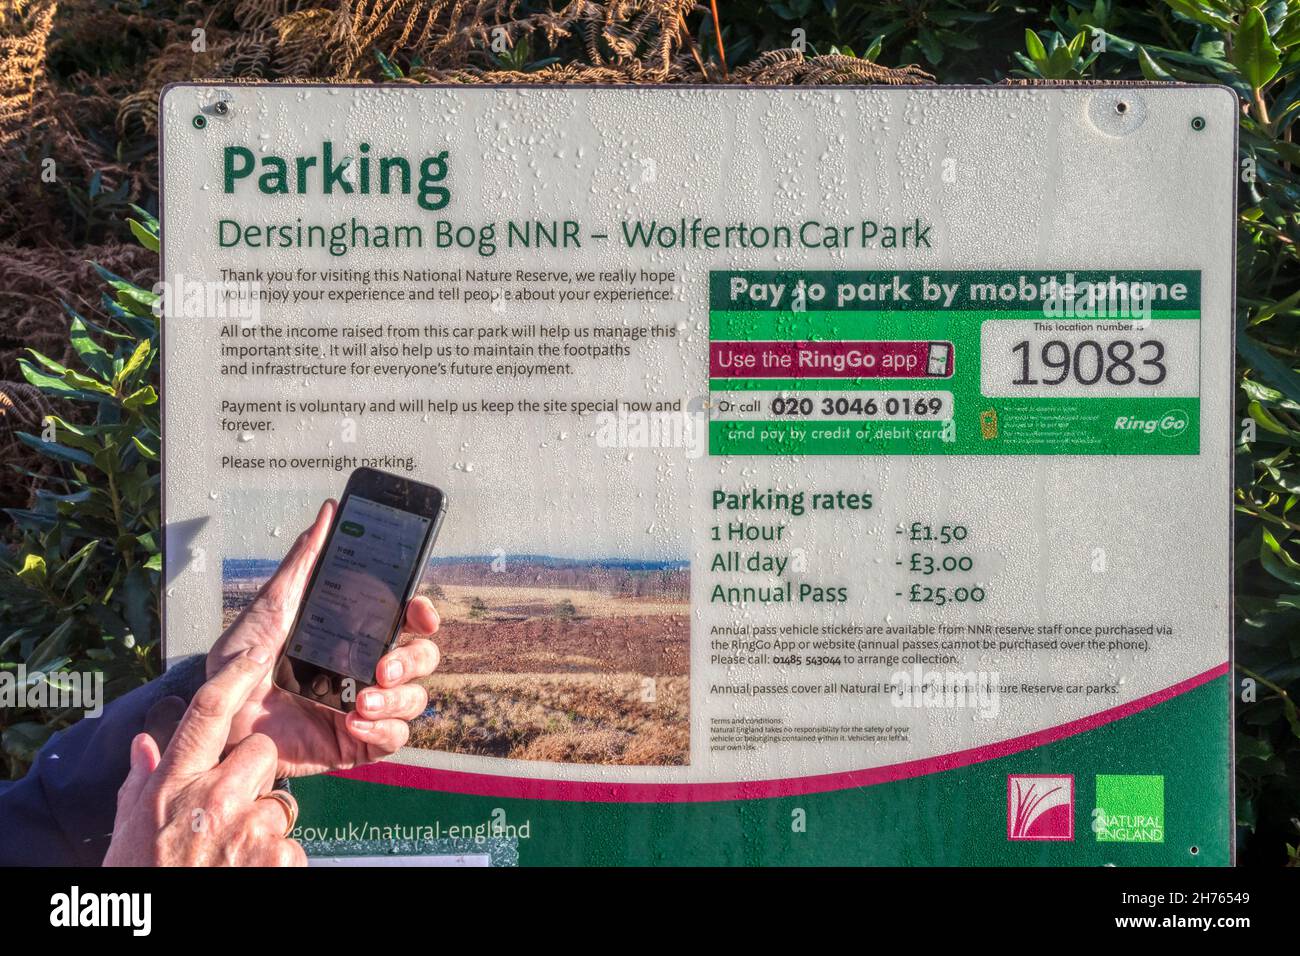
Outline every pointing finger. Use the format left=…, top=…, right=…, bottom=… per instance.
left=159, top=647, right=273, bottom=777
left=241, top=499, right=335, bottom=626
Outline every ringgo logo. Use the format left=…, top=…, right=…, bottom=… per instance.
left=1114, top=410, right=1190, bottom=437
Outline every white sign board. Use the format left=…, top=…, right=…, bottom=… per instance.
left=161, top=84, right=1235, bottom=865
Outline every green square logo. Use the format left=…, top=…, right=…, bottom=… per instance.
left=1093, top=775, right=1165, bottom=843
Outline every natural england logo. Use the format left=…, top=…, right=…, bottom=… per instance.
left=1006, top=774, right=1075, bottom=841
left=1092, top=774, right=1165, bottom=843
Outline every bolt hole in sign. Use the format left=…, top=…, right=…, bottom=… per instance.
left=159, top=85, right=1235, bottom=866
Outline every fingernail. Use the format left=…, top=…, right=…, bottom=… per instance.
left=248, top=645, right=272, bottom=664
left=363, top=691, right=383, bottom=711
left=351, top=718, right=374, bottom=732
left=385, top=659, right=403, bottom=682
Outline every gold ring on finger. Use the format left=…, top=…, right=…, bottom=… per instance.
left=258, top=789, right=299, bottom=838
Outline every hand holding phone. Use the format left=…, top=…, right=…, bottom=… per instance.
left=274, top=468, right=447, bottom=712
left=203, top=473, right=445, bottom=779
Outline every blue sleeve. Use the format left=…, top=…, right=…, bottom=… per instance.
left=0, top=656, right=206, bottom=866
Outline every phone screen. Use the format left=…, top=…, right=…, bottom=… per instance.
left=287, top=494, right=432, bottom=683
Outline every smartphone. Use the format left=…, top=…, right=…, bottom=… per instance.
left=273, top=467, right=446, bottom=712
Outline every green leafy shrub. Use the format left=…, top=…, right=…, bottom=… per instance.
left=0, top=208, right=160, bottom=777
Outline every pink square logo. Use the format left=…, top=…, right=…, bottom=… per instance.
left=1007, top=774, right=1075, bottom=841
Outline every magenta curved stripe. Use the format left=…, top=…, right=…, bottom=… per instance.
left=335, top=662, right=1229, bottom=803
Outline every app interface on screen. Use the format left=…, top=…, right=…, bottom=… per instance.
left=289, top=495, right=430, bottom=681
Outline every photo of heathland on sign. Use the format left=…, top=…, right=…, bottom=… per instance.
left=226, top=554, right=691, bottom=765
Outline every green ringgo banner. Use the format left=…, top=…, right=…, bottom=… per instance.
left=159, top=84, right=1236, bottom=865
